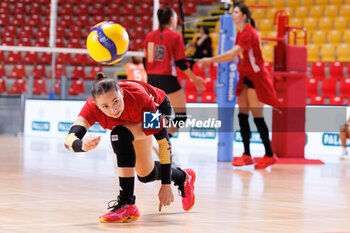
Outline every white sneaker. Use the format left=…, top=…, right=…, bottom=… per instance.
left=340, top=148, right=349, bottom=160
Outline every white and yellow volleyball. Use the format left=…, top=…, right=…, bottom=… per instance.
left=86, top=21, right=129, bottom=65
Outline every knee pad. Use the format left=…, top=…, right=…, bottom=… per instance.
left=137, top=161, right=161, bottom=183
left=173, top=112, right=187, bottom=127
left=110, top=125, right=136, bottom=168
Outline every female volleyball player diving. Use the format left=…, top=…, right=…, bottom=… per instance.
left=198, top=2, right=280, bottom=169
left=143, top=6, right=206, bottom=137
left=64, top=72, right=195, bottom=223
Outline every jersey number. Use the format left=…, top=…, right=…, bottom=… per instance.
left=154, top=45, right=165, bottom=61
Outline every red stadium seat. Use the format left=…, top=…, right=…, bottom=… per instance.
left=68, top=80, right=85, bottom=95
left=185, top=91, right=198, bottom=102
left=9, top=65, right=27, bottom=79
left=8, top=78, right=27, bottom=94
left=139, top=15, right=152, bottom=26
left=86, top=66, right=103, bottom=80
left=209, top=63, right=218, bottom=80
left=91, top=15, right=104, bottom=26
left=32, top=79, right=48, bottom=95
left=1, top=36, right=15, bottom=45
left=107, top=3, right=121, bottom=16
left=328, top=96, right=344, bottom=105
left=56, top=53, right=71, bottom=64
left=0, top=51, right=4, bottom=63
left=36, top=26, right=49, bottom=37
left=311, top=61, right=325, bottom=79
left=307, top=78, right=319, bottom=97
left=31, top=65, right=47, bottom=79
left=55, top=37, right=66, bottom=48
left=130, top=26, right=147, bottom=39
left=309, top=95, right=325, bottom=105
left=321, top=78, right=338, bottom=97
left=0, top=13, right=9, bottom=26
left=28, top=2, right=42, bottom=14
left=67, top=37, right=81, bottom=48
left=60, top=3, right=73, bottom=15
left=263, top=61, right=272, bottom=72
left=34, top=36, right=49, bottom=47
left=76, top=3, right=89, bottom=14
left=340, top=78, right=350, bottom=98
left=19, top=25, right=34, bottom=37
left=67, top=25, right=82, bottom=38
left=123, top=3, right=135, bottom=16
left=184, top=78, right=197, bottom=92
left=71, top=54, right=89, bottom=65
left=38, top=52, right=52, bottom=64
left=201, top=91, right=216, bottom=103
left=71, top=66, right=86, bottom=80
left=204, top=77, right=215, bottom=92
left=183, top=2, right=196, bottom=16
left=6, top=51, right=22, bottom=64
left=329, top=61, right=344, bottom=79
left=11, top=3, right=25, bottom=14
left=54, top=80, right=61, bottom=95
left=27, top=14, right=42, bottom=27
left=56, top=25, right=66, bottom=37
left=59, top=14, right=74, bottom=27
left=139, top=3, right=152, bottom=16
left=11, top=14, right=26, bottom=26
left=23, top=51, right=39, bottom=64
left=108, top=15, right=121, bottom=24
left=124, top=15, right=136, bottom=27
left=49, top=64, right=67, bottom=79
left=76, top=14, right=90, bottom=27
left=17, top=36, right=32, bottom=46
left=91, top=3, right=104, bottom=14
left=3, top=25, right=17, bottom=37
left=0, top=64, right=6, bottom=77
left=0, top=78, right=6, bottom=94
left=192, top=62, right=206, bottom=78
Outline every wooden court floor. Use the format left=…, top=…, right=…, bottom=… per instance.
left=1, top=134, right=350, bottom=233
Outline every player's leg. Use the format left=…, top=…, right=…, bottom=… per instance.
left=133, top=127, right=195, bottom=211
left=166, top=89, right=187, bottom=137
left=233, top=83, right=254, bottom=166
left=99, top=124, right=141, bottom=223
left=247, top=88, right=276, bottom=169
left=340, top=124, right=349, bottom=159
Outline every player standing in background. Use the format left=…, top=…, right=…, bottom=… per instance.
left=143, top=6, right=206, bottom=137
left=125, top=56, right=148, bottom=83
left=198, top=2, right=280, bottom=169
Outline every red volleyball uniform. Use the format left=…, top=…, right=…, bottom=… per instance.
left=235, top=24, right=280, bottom=108
left=79, top=80, right=166, bottom=135
left=143, top=28, right=186, bottom=76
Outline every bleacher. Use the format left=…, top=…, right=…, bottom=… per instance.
left=246, top=0, right=350, bottom=105
left=0, top=0, right=218, bottom=98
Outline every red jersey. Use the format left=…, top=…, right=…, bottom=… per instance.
left=235, top=24, right=265, bottom=76
left=235, top=24, right=280, bottom=108
left=143, top=28, right=186, bottom=76
left=79, top=80, right=166, bottom=135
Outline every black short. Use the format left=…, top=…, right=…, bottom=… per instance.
left=243, top=77, right=255, bottom=89
left=147, top=75, right=182, bottom=94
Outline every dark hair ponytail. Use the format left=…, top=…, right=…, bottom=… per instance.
left=235, top=2, right=256, bottom=28
left=157, top=6, right=174, bottom=39
left=92, top=72, right=119, bottom=99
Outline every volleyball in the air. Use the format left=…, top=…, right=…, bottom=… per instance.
left=86, top=21, right=129, bottom=65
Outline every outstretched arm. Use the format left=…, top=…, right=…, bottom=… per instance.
left=65, top=116, right=101, bottom=152
left=197, top=45, right=243, bottom=69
